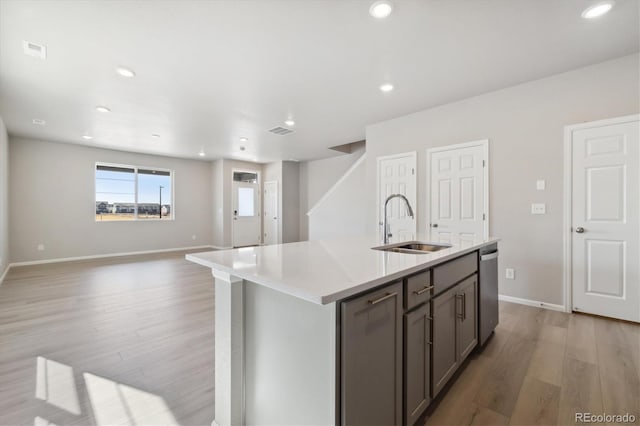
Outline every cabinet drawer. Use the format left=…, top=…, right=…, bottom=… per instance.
left=404, top=270, right=432, bottom=310
left=433, top=251, right=478, bottom=294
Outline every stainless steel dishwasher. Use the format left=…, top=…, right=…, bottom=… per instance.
left=479, top=243, right=499, bottom=345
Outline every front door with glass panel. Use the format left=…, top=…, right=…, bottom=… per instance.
left=232, top=170, right=261, bottom=247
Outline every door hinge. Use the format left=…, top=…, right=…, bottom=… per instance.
left=412, top=168, right=415, bottom=175
left=482, top=160, right=486, bottom=167
left=483, top=213, right=486, bottom=220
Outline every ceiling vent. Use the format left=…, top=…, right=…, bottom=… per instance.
left=32, top=118, right=46, bottom=125
left=268, top=126, right=295, bottom=136
left=23, top=41, right=47, bottom=59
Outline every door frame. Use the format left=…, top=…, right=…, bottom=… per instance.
left=562, top=114, right=640, bottom=314
left=263, top=180, right=280, bottom=245
left=426, top=139, right=490, bottom=239
left=231, top=168, right=262, bottom=247
left=376, top=151, right=418, bottom=238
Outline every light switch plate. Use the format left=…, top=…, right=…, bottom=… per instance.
left=506, top=268, right=515, bottom=279
left=536, top=180, right=546, bottom=190
left=531, top=203, right=546, bottom=214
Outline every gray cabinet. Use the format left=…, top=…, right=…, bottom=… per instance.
left=457, top=275, right=478, bottom=362
left=404, top=302, right=431, bottom=425
left=431, top=274, right=479, bottom=397
left=341, top=281, right=403, bottom=426
left=431, top=284, right=459, bottom=397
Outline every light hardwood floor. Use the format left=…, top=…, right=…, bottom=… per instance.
left=0, top=251, right=214, bottom=426
left=424, top=301, right=640, bottom=426
left=1, top=252, right=638, bottom=426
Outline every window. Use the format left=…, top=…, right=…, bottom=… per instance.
left=237, top=187, right=255, bottom=217
left=95, top=163, right=173, bottom=221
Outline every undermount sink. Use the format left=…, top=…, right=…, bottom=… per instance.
left=372, top=241, right=452, bottom=254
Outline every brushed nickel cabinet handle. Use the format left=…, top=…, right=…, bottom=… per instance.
left=368, top=292, right=397, bottom=305
left=463, top=292, right=467, bottom=321
left=413, top=285, right=434, bottom=295
left=456, top=294, right=463, bottom=319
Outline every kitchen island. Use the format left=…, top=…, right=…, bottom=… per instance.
left=186, top=235, right=499, bottom=426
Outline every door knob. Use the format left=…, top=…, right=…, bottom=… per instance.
left=575, top=227, right=585, bottom=233
left=431, top=223, right=438, bottom=228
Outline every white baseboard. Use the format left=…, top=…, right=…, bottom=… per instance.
left=0, top=265, right=9, bottom=287
left=499, top=294, right=566, bottom=312
left=8, top=245, right=216, bottom=268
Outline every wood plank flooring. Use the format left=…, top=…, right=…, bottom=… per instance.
left=1, top=252, right=638, bottom=426
left=0, top=251, right=214, bottom=426
left=424, top=301, right=640, bottom=426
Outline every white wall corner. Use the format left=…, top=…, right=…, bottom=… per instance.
left=307, top=153, right=367, bottom=217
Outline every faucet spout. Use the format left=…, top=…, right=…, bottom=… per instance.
left=383, top=194, right=414, bottom=244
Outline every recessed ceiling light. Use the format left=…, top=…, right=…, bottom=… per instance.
left=379, top=83, right=394, bottom=92
left=32, top=118, right=46, bottom=125
left=96, top=106, right=111, bottom=113
left=240, top=137, right=248, bottom=142
left=198, top=151, right=206, bottom=157
left=369, top=1, right=393, bottom=19
left=116, top=66, right=136, bottom=78
left=82, top=135, right=93, bottom=140
left=151, top=133, right=160, bottom=138
left=284, top=119, right=295, bottom=127
left=582, top=2, right=614, bottom=19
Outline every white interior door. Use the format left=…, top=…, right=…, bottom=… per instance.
left=263, top=181, right=279, bottom=245
left=429, top=142, right=488, bottom=242
left=377, top=152, right=417, bottom=243
left=571, top=119, right=639, bottom=322
left=232, top=173, right=261, bottom=247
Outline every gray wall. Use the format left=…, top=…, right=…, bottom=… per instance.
left=365, top=54, right=640, bottom=305
left=0, top=117, right=8, bottom=276
left=281, top=161, right=300, bottom=243
left=9, top=137, right=213, bottom=263
left=298, top=145, right=366, bottom=240
left=211, top=159, right=225, bottom=247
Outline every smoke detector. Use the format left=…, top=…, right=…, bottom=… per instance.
left=268, top=126, right=294, bottom=136
left=23, top=41, right=47, bottom=59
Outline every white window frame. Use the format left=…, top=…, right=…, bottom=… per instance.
left=94, top=162, right=175, bottom=222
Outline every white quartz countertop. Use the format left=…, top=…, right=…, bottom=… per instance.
left=186, top=235, right=499, bottom=305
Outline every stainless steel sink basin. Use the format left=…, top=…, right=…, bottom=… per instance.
left=372, top=241, right=452, bottom=254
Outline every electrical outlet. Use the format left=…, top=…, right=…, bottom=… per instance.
left=536, top=180, right=546, bottom=190
left=37, top=244, right=45, bottom=251
left=192, top=234, right=197, bottom=240
left=531, top=203, right=546, bottom=215
left=505, top=268, right=515, bottom=279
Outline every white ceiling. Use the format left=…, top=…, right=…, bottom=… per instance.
left=0, top=0, right=638, bottom=163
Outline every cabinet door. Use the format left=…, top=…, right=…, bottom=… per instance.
left=457, top=274, right=478, bottom=362
left=341, top=282, right=403, bottom=426
left=431, top=284, right=458, bottom=397
left=404, top=303, right=431, bottom=425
